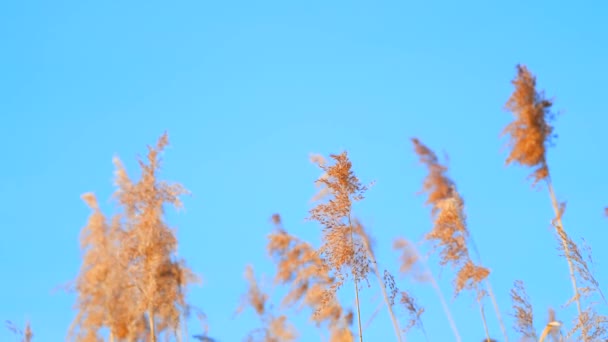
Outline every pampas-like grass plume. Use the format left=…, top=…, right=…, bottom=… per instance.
left=411, top=138, right=489, bottom=296
left=72, top=132, right=198, bottom=342
left=308, top=152, right=371, bottom=342
left=503, top=65, right=607, bottom=341
left=70, top=193, right=141, bottom=342
left=503, top=64, right=555, bottom=185
left=412, top=138, right=498, bottom=341
left=267, top=214, right=353, bottom=341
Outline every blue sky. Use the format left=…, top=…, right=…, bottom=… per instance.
left=1, top=1, right=608, bottom=341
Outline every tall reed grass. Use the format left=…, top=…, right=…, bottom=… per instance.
left=8, top=65, right=607, bottom=342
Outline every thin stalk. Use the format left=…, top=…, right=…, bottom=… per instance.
left=478, top=300, right=490, bottom=342
left=486, top=281, right=508, bottom=342
left=546, top=181, right=587, bottom=341
left=469, top=236, right=509, bottom=342
left=410, top=242, right=461, bottom=342
left=410, top=256, right=458, bottom=341
left=354, top=275, right=363, bottom=342
left=402, top=230, right=463, bottom=340
left=359, top=230, right=403, bottom=342
left=183, top=312, right=189, bottom=342
left=148, top=308, right=156, bottom=342
left=428, top=274, right=461, bottom=342
left=176, top=323, right=182, bottom=342
left=363, top=300, right=384, bottom=331
left=348, top=215, right=363, bottom=342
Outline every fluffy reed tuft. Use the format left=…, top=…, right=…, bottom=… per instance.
left=503, top=64, right=555, bottom=185
left=70, top=193, right=139, bottom=342
left=72, top=133, right=198, bottom=342
left=411, top=138, right=489, bottom=297
left=503, top=65, right=607, bottom=341
left=267, top=214, right=353, bottom=341
left=412, top=138, right=498, bottom=341
left=308, top=152, right=371, bottom=341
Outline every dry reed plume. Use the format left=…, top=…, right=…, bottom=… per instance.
left=412, top=138, right=499, bottom=341
left=11, top=61, right=608, bottom=342
left=503, top=65, right=555, bottom=186
left=308, top=152, right=371, bottom=342
left=71, top=133, right=198, bottom=342
left=504, top=65, right=607, bottom=341
left=411, top=138, right=489, bottom=296
left=267, top=214, right=353, bottom=341
left=70, top=193, right=142, bottom=341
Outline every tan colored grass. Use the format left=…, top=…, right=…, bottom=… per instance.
left=71, top=133, right=198, bottom=342
left=503, top=64, right=555, bottom=185
left=267, top=214, right=353, bottom=341
left=412, top=138, right=501, bottom=341
left=308, top=152, right=372, bottom=342
left=503, top=65, right=608, bottom=341
left=70, top=193, right=140, bottom=341
left=411, top=138, right=489, bottom=296
left=111, top=133, right=198, bottom=341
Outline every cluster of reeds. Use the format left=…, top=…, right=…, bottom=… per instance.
left=8, top=64, right=607, bottom=342
left=69, top=133, right=199, bottom=342
left=237, top=64, right=607, bottom=341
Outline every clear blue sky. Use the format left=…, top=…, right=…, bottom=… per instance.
left=2, top=1, right=607, bottom=341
